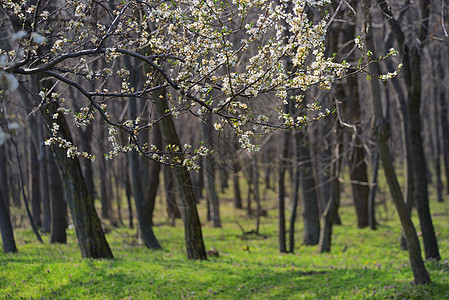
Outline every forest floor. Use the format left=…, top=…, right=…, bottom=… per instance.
left=1, top=185, right=449, bottom=299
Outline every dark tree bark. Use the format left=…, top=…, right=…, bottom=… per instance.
left=436, top=48, right=449, bottom=196
left=219, top=162, right=229, bottom=194
left=128, top=97, right=161, bottom=250
left=407, top=0, right=440, bottom=261
left=124, top=158, right=134, bottom=229
left=9, top=130, right=42, bottom=243
left=340, top=6, right=369, bottom=228
left=40, top=145, right=51, bottom=233
left=376, top=0, right=440, bottom=261
left=368, top=150, right=379, bottom=230
left=145, top=125, right=163, bottom=227
left=0, top=143, right=9, bottom=209
left=318, top=123, right=343, bottom=253
left=278, top=129, right=289, bottom=253
left=48, top=151, right=67, bottom=244
left=44, top=102, right=112, bottom=258
left=29, top=132, right=42, bottom=228
left=98, top=119, right=112, bottom=222
left=99, top=155, right=112, bottom=221
left=363, top=0, right=430, bottom=284
left=289, top=128, right=300, bottom=253
left=154, top=95, right=207, bottom=260
left=201, top=112, right=221, bottom=227
left=384, top=48, right=415, bottom=210
left=232, top=154, right=242, bottom=209
left=440, top=83, right=449, bottom=195
left=0, top=165, right=17, bottom=253
left=252, top=156, right=262, bottom=234
left=113, top=159, right=123, bottom=226
left=81, top=124, right=96, bottom=202
left=408, top=46, right=440, bottom=260
left=164, top=166, right=181, bottom=226
left=431, top=56, right=443, bottom=203
left=299, top=129, right=320, bottom=246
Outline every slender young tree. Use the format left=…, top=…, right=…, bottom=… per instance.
left=362, top=0, right=430, bottom=284
left=278, top=116, right=289, bottom=253
left=375, top=0, right=440, bottom=261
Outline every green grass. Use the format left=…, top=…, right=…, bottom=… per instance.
left=2, top=190, right=449, bottom=299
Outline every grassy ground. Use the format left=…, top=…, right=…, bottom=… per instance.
left=1, top=185, right=449, bottom=299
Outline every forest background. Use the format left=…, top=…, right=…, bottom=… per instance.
left=1, top=0, right=449, bottom=298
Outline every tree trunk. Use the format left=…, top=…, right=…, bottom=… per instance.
left=300, top=129, right=320, bottom=245
left=48, top=152, right=67, bottom=244
left=145, top=125, right=163, bottom=227
left=124, top=158, right=134, bottom=229
left=252, top=156, right=262, bottom=234
left=128, top=97, right=161, bottom=250
left=431, top=68, right=443, bottom=202
left=363, top=0, right=430, bottom=284
left=375, top=0, right=439, bottom=262
left=0, top=167, right=17, bottom=253
left=0, top=143, right=10, bottom=210
left=440, top=85, right=449, bottom=195
left=40, top=145, right=51, bottom=233
left=81, top=125, right=96, bottom=202
left=318, top=124, right=343, bottom=253
left=368, top=151, right=379, bottom=230
left=99, top=120, right=112, bottom=222
left=45, top=103, right=113, bottom=258
left=29, top=139, right=42, bottom=228
left=408, top=47, right=440, bottom=260
left=154, top=96, right=207, bottom=260
left=232, top=156, right=242, bottom=209
left=99, top=155, right=112, bottom=221
left=164, top=166, right=181, bottom=225
left=201, top=112, right=221, bottom=227
left=278, top=130, right=289, bottom=253
left=113, top=159, right=123, bottom=226
left=341, top=11, right=369, bottom=228
left=289, top=129, right=300, bottom=253
left=385, top=54, right=415, bottom=209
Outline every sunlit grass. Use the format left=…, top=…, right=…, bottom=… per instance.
left=1, top=181, right=449, bottom=299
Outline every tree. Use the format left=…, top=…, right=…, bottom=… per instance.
left=0, top=184, right=17, bottom=253
left=362, top=0, right=430, bottom=284
left=375, top=0, right=440, bottom=261
left=0, top=132, right=17, bottom=253
left=48, top=151, right=67, bottom=244
left=201, top=111, right=221, bottom=228
left=45, top=102, right=113, bottom=258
